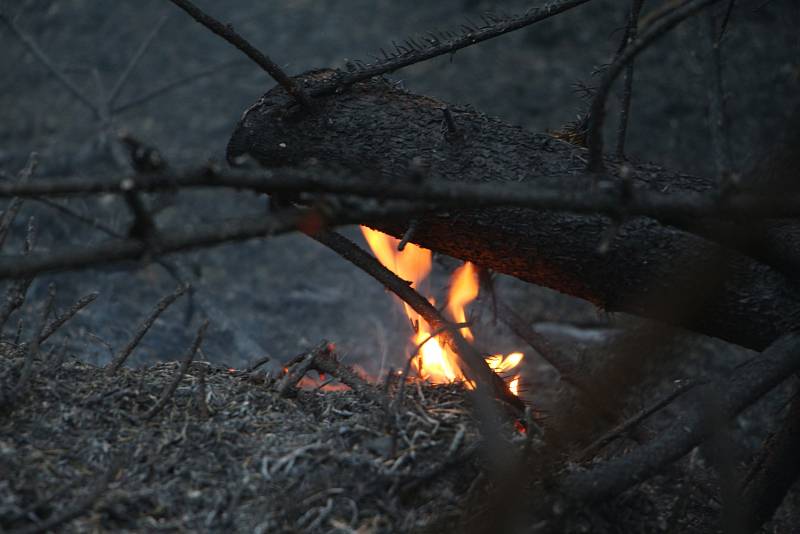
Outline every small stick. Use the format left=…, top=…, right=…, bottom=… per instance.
left=441, top=107, right=463, bottom=143
left=586, top=0, right=724, bottom=172
left=397, top=218, right=419, bottom=251
left=561, top=333, right=800, bottom=503
left=577, top=379, right=700, bottom=461
left=39, top=292, right=98, bottom=343
left=33, top=198, right=121, bottom=238
left=141, top=320, right=208, bottom=420
left=614, top=0, right=645, bottom=159
left=276, top=345, right=320, bottom=397
left=0, top=13, right=101, bottom=119
left=106, top=284, right=189, bottom=375
left=194, top=363, right=210, bottom=419
left=704, top=6, right=734, bottom=192
left=2, top=284, right=54, bottom=410
left=246, top=354, right=272, bottom=373
left=310, top=347, right=383, bottom=404
left=14, top=317, right=23, bottom=345
left=32, top=198, right=194, bottom=305
left=23, top=216, right=36, bottom=254
left=166, top=0, right=311, bottom=108
left=0, top=216, right=37, bottom=333
left=112, top=59, right=245, bottom=114
left=0, top=279, right=32, bottom=333
left=107, top=15, right=170, bottom=107
left=50, top=336, right=69, bottom=371
left=0, top=153, right=37, bottom=250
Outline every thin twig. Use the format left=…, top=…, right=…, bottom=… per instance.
left=310, top=0, right=594, bottom=97
left=33, top=198, right=121, bottom=238
left=615, top=0, right=645, bottom=158
left=577, top=379, right=701, bottom=461
left=0, top=13, right=101, bottom=119
left=587, top=0, right=724, bottom=172
left=0, top=217, right=37, bottom=332
left=276, top=343, right=325, bottom=397
left=194, top=363, right=210, bottom=419
left=246, top=354, right=272, bottom=373
left=107, top=14, right=170, bottom=106
left=39, top=292, right=98, bottom=343
left=561, top=333, right=800, bottom=503
left=32, top=197, right=193, bottom=303
left=112, top=59, right=245, bottom=114
left=704, top=6, right=734, bottom=191
left=0, top=153, right=37, bottom=250
left=166, top=0, right=311, bottom=108
left=310, top=346, right=384, bottom=404
left=105, top=285, right=189, bottom=375
left=1, top=283, right=53, bottom=411
left=141, top=319, right=208, bottom=420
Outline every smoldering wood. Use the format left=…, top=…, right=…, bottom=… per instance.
left=227, top=72, right=800, bottom=352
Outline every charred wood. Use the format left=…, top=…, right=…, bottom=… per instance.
left=227, top=73, right=800, bottom=352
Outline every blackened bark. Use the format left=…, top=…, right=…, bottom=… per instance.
left=227, top=72, right=800, bottom=352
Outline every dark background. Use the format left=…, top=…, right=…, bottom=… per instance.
left=0, top=0, right=797, bottom=387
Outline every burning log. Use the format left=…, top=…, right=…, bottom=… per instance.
left=227, top=72, right=800, bottom=352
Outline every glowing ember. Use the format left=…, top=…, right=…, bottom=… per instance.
left=359, top=226, right=524, bottom=396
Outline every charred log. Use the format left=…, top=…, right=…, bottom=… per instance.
left=227, top=72, right=800, bottom=352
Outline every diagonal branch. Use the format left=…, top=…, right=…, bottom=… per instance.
left=587, top=0, right=724, bottom=172
left=560, top=332, right=800, bottom=503
left=309, top=229, right=523, bottom=411
left=0, top=12, right=101, bottom=119
left=165, top=0, right=311, bottom=108
left=310, top=0, right=593, bottom=96
left=112, top=59, right=245, bottom=114
left=107, top=14, right=170, bottom=107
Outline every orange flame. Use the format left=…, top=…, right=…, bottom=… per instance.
left=359, top=226, right=523, bottom=396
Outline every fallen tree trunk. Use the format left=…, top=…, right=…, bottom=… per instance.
left=227, top=71, right=800, bottom=351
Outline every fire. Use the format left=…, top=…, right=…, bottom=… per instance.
left=360, top=226, right=523, bottom=396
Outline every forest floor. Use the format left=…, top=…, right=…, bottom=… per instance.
left=0, top=0, right=799, bottom=532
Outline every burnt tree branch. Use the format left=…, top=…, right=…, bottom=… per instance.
left=310, top=229, right=523, bottom=411
left=166, top=0, right=311, bottom=108
left=559, top=333, right=800, bottom=503
left=227, top=73, right=800, bottom=353
left=586, top=0, right=724, bottom=172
